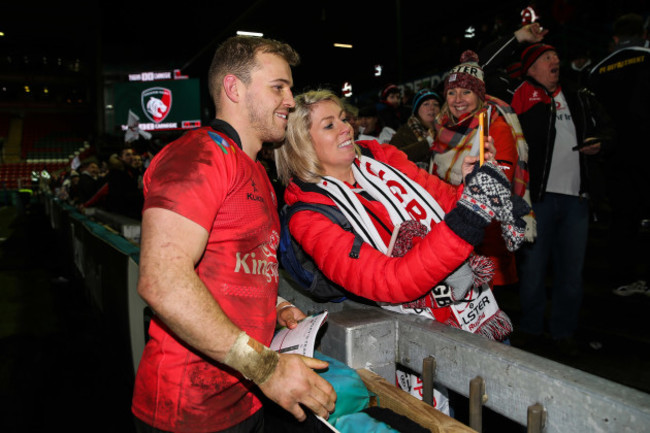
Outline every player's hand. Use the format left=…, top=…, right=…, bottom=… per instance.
left=258, top=354, right=337, bottom=421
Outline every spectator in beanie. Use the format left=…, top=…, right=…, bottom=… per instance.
left=431, top=50, right=532, bottom=293
left=376, top=83, right=409, bottom=130
left=510, top=42, right=614, bottom=354
left=479, top=22, right=548, bottom=102
left=389, top=88, right=442, bottom=168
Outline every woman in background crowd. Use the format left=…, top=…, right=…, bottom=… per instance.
left=390, top=88, right=442, bottom=168
left=431, top=50, right=533, bottom=289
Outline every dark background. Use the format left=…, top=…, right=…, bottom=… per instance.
left=2, top=0, right=648, bottom=137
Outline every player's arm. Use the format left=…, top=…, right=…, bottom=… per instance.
left=137, top=207, right=336, bottom=421
left=137, top=207, right=241, bottom=361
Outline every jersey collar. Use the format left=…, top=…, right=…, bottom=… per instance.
left=210, top=119, right=243, bottom=150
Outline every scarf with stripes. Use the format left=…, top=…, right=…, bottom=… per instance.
left=316, top=154, right=512, bottom=340
left=317, top=155, right=445, bottom=253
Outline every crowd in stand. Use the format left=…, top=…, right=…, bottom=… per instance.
left=268, top=11, right=648, bottom=359
left=48, top=144, right=150, bottom=221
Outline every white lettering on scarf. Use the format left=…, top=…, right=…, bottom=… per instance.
left=316, top=153, right=497, bottom=333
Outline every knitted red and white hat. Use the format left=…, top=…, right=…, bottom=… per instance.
left=520, top=43, right=556, bottom=75
left=444, top=50, right=485, bottom=101
left=380, top=83, right=400, bottom=101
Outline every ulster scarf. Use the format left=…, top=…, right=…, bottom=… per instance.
left=317, top=155, right=512, bottom=341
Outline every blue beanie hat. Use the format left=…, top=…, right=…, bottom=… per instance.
left=412, top=88, right=441, bottom=115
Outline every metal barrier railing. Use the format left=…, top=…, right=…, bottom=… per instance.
left=279, top=271, right=650, bottom=433
left=43, top=192, right=650, bottom=433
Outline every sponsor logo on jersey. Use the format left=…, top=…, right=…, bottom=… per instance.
left=247, top=179, right=265, bottom=203
left=208, top=130, right=235, bottom=154
left=234, top=231, right=279, bottom=283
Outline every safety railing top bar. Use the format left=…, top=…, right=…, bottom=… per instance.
left=279, top=272, right=650, bottom=433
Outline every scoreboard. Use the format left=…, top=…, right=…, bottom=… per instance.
left=111, top=73, right=202, bottom=134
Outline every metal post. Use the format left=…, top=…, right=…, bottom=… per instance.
left=527, top=403, right=546, bottom=433
left=469, top=376, right=486, bottom=432
left=421, top=356, right=436, bottom=406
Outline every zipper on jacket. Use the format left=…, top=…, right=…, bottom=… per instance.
left=539, top=91, right=556, bottom=202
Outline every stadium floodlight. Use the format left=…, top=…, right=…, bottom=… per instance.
left=236, top=31, right=264, bottom=37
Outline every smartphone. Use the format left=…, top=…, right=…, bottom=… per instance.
left=572, top=137, right=600, bottom=151
left=468, top=113, right=489, bottom=157
left=469, top=111, right=490, bottom=157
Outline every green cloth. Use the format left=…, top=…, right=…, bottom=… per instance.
left=334, top=412, right=401, bottom=433
left=314, top=351, right=371, bottom=424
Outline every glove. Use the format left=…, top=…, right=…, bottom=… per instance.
left=399, top=262, right=475, bottom=311
left=458, top=161, right=517, bottom=224
left=444, top=162, right=507, bottom=246
left=459, top=162, right=532, bottom=251
left=500, top=194, right=531, bottom=251
left=439, top=262, right=475, bottom=304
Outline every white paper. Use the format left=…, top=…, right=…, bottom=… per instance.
left=270, top=311, right=328, bottom=357
left=315, top=414, right=342, bottom=433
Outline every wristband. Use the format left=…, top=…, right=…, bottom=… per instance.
left=277, top=303, right=296, bottom=312
left=276, top=296, right=288, bottom=307
left=223, top=331, right=279, bottom=385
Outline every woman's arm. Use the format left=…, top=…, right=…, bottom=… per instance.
left=289, top=209, right=473, bottom=304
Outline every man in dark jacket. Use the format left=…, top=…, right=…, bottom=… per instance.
left=77, top=161, right=105, bottom=204
left=105, top=146, right=143, bottom=220
left=588, top=13, right=650, bottom=296
left=479, top=22, right=548, bottom=102
left=509, top=43, right=614, bottom=354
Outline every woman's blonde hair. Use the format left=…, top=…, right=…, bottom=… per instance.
left=275, top=89, right=360, bottom=185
